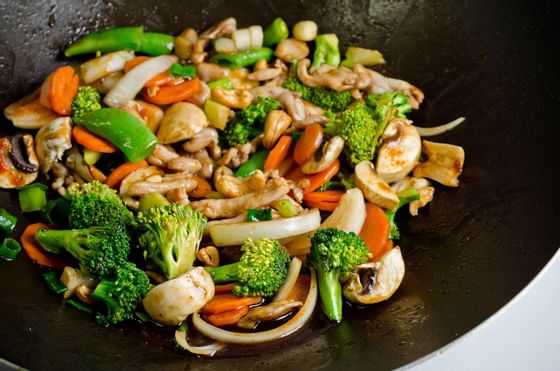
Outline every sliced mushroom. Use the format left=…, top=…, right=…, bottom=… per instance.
left=263, top=110, right=292, bottom=148
left=354, top=161, right=399, bottom=210
left=143, top=267, right=215, bottom=326
left=237, top=300, right=303, bottom=329
left=275, top=38, right=309, bottom=63
left=343, top=246, right=405, bottom=305
left=211, top=88, right=253, bottom=109
left=0, top=135, right=39, bottom=189
left=392, top=176, right=435, bottom=216
left=413, top=140, right=465, bottom=187
left=157, top=102, right=209, bottom=144
left=376, top=119, right=422, bottom=184
left=34, top=117, right=72, bottom=174
left=9, top=135, right=38, bottom=173
left=59, top=266, right=98, bottom=300
left=302, top=136, right=344, bottom=174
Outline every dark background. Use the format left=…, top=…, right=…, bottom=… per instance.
left=1, top=0, right=559, bottom=370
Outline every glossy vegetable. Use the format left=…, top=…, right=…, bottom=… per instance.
left=263, top=18, right=289, bottom=47
left=72, top=126, right=117, bottom=154
left=311, top=34, right=340, bottom=69
left=17, top=183, right=47, bottom=213
left=247, top=208, right=273, bottom=222
left=144, top=78, right=200, bottom=105
left=359, top=203, right=391, bottom=259
left=104, top=160, right=149, bottom=189
left=341, top=47, right=385, bottom=67
left=170, top=63, right=197, bottom=78
left=210, top=47, right=274, bottom=69
left=0, top=238, right=22, bottom=261
left=20, top=223, right=71, bottom=268
left=204, top=99, right=231, bottom=130
left=41, top=271, right=68, bottom=295
left=0, top=209, right=17, bottom=236
left=293, top=123, right=323, bottom=165
left=235, top=148, right=269, bottom=177
left=264, top=135, right=292, bottom=171
left=41, top=66, right=79, bottom=116
left=138, top=192, right=170, bottom=213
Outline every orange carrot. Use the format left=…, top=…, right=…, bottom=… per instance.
left=360, top=203, right=391, bottom=260
left=202, top=294, right=262, bottom=315
left=143, top=78, right=201, bottom=105
left=124, top=56, right=150, bottom=72
left=104, top=160, right=149, bottom=189
left=188, top=176, right=212, bottom=198
left=72, top=126, right=118, bottom=154
left=48, top=66, right=79, bottom=115
left=20, top=223, right=72, bottom=269
left=214, top=283, right=239, bottom=294
left=285, top=165, right=305, bottom=182
left=304, top=159, right=340, bottom=193
left=293, top=123, right=323, bottom=165
left=205, top=306, right=249, bottom=327
left=264, top=135, right=292, bottom=171
left=303, top=190, right=344, bottom=203
left=287, top=275, right=311, bottom=303
left=304, top=199, right=338, bottom=211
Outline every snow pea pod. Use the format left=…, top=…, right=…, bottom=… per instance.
left=234, top=148, right=270, bottom=177
left=210, top=48, right=273, bottom=69
left=74, top=108, right=157, bottom=163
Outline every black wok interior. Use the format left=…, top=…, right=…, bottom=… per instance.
left=1, top=1, right=559, bottom=369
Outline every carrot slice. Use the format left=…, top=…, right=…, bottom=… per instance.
left=124, top=56, right=150, bottom=72
left=286, top=159, right=340, bottom=194
left=143, top=78, right=201, bottom=105
left=293, top=123, right=323, bottom=165
left=360, top=203, right=391, bottom=260
left=303, top=190, right=344, bottom=203
left=49, top=66, right=79, bottom=115
left=214, top=283, right=239, bottom=294
left=264, top=135, right=292, bottom=171
left=188, top=176, right=212, bottom=198
left=204, top=306, right=249, bottom=327
left=202, top=294, right=262, bottom=315
left=72, top=126, right=118, bottom=154
left=304, top=199, right=339, bottom=211
left=104, top=160, right=149, bottom=189
left=20, top=223, right=72, bottom=269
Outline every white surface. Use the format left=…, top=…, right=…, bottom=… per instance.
left=404, top=248, right=560, bottom=371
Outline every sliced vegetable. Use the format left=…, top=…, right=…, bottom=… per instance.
left=292, top=21, right=318, bottom=42
left=0, top=209, right=17, bottom=236
left=202, top=294, right=262, bottom=315
left=80, top=51, right=134, bottom=84
left=74, top=108, right=157, bottom=162
left=263, top=18, right=289, bottom=47
left=41, top=198, right=70, bottom=228
left=65, top=26, right=144, bottom=57
left=139, top=192, right=170, bottom=213
left=413, top=117, right=465, bottom=137
left=124, top=56, right=149, bottom=72
left=214, top=283, right=239, bottom=294
left=273, top=257, right=303, bottom=302
left=20, top=223, right=71, bottom=268
left=312, top=34, right=340, bottom=69
left=341, top=47, right=385, bottom=67
left=264, top=135, right=292, bottom=171
left=271, top=199, right=297, bottom=218
left=208, top=78, right=233, bottom=90
left=359, top=203, right=391, bottom=259
left=170, top=63, right=197, bottom=78
left=0, top=238, right=22, bottom=261
left=234, top=148, right=270, bottom=177
left=72, top=126, right=118, bottom=154
left=175, top=324, right=225, bottom=356
left=144, top=78, right=201, bottom=105
left=138, top=32, right=174, bottom=56
left=104, top=160, right=149, bottom=189
left=205, top=306, right=249, bottom=327
left=247, top=208, right=273, bottom=222
left=188, top=176, right=213, bottom=199
left=204, top=99, right=231, bottom=131
left=66, top=298, right=93, bottom=314
left=17, top=183, right=48, bottom=212
left=213, top=37, right=236, bottom=54
left=303, top=190, right=344, bottom=203
left=42, top=270, right=68, bottom=295
left=210, top=48, right=274, bottom=69
left=41, top=66, right=79, bottom=116
left=83, top=148, right=102, bottom=165
left=303, top=199, right=338, bottom=211
left=293, top=123, right=323, bottom=165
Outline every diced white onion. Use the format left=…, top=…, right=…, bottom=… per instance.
left=103, top=55, right=177, bottom=108
left=232, top=29, right=251, bottom=51
left=214, top=37, right=236, bottom=54
left=249, top=25, right=263, bottom=48
left=208, top=208, right=321, bottom=247
left=413, top=117, right=466, bottom=137
left=293, top=21, right=318, bottom=42
left=273, top=257, right=302, bottom=302
left=80, top=51, right=135, bottom=84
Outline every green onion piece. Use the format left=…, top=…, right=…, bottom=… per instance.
left=234, top=148, right=269, bottom=177
left=272, top=199, right=297, bottom=218
left=66, top=298, right=93, bottom=315
left=42, top=271, right=68, bottom=295
left=208, top=78, right=233, bottom=90
left=247, top=208, right=273, bottom=222
left=83, top=148, right=101, bottom=165
left=17, top=183, right=48, bottom=213
left=291, top=130, right=302, bottom=141
left=0, top=238, right=22, bottom=261
left=0, top=209, right=17, bottom=236
left=41, top=198, right=71, bottom=227
left=170, top=63, right=197, bottom=78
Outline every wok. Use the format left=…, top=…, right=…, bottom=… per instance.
left=1, top=0, right=559, bottom=369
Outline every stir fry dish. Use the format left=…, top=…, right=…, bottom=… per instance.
left=0, top=17, right=466, bottom=355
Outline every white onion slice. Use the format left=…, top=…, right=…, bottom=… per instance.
left=192, top=269, right=317, bottom=345
left=175, top=327, right=225, bottom=356
left=273, top=257, right=302, bottom=302
left=413, top=117, right=465, bottom=137
left=104, top=55, right=177, bottom=108
left=80, top=51, right=134, bottom=84
left=208, top=209, right=320, bottom=247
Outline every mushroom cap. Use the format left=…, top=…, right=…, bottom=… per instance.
left=157, top=102, right=209, bottom=144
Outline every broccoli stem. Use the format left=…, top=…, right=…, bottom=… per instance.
left=34, top=228, right=77, bottom=255
left=206, top=262, right=241, bottom=283
left=316, top=267, right=343, bottom=322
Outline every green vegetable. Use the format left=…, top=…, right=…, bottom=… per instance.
left=272, top=199, right=297, bottom=218
left=35, top=224, right=131, bottom=278
left=0, top=209, right=17, bottom=236
left=204, top=99, right=231, bottom=131
left=223, top=96, right=281, bottom=146
left=312, top=34, right=341, bottom=69
left=91, top=262, right=151, bottom=326
left=137, top=204, right=206, bottom=280
left=247, top=208, right=273, bottom=222
left=341, top=47, right=385, bottom=68
left=366, top=92, right=412, bottom=123
left=283, top=77, right=353, bottom=112
left=0, top=238, right=21, bottom=261
left=206, top=238, right=290, bottom=297
left=210, top=47, right=274, bottom=69
left=316, top=181, right=344, bottom=192
left=17, top=183, right=48, bottom=213
left=234, top=148, right=269, bottom=177
left=386, top=187, right=421, bottom=240
left=66, top=298, right=94, bottom=315
left=263, top=18, right=289, bottom=47
left=64, top=26, right=173, bottom=57
left=42, top=271, right=68, bottom=295
left=65, top=181, right=133, bottom=229
left=138, top=32, right=174, bottom=56
left=74, top=108, right=157, bottom=163
left=170, top=63, right=197, bottom=78
left=309, top=228, right=370, bottom=321
left=138, top=192, right=170, bottom=213
left=208, top=78, right=233, bottom=90
left=41, top=198, right=71, bottom=228
left=83, top=148, right=101, bottom=165
left=335, top=103, right=378, bottom=166
left=71, top=86, right=102, bottom=120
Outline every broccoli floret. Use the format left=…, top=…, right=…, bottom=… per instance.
left=71, top=86, right=102, bottom=120
left=66, top=181, right=134, bottom=229
left=223, top=96, right=281, bottom=146
left=386, top=187, right=421, bottom=240
left=335, top=103, right=378, bottom=166
left=309, top=228, right=370, bottom=321
left=366, top=92, right=412, bottom=123
left=91, top=262, right=151, bottom=326
left=283, top=77, right=353, bottom=112
left=137, top=204, right=206, bottom=280
left=206, top=237, right=290, bottom=297
left=35, top=224, right=131, bottom=278
left=312, top=34, right=341, bottom=69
